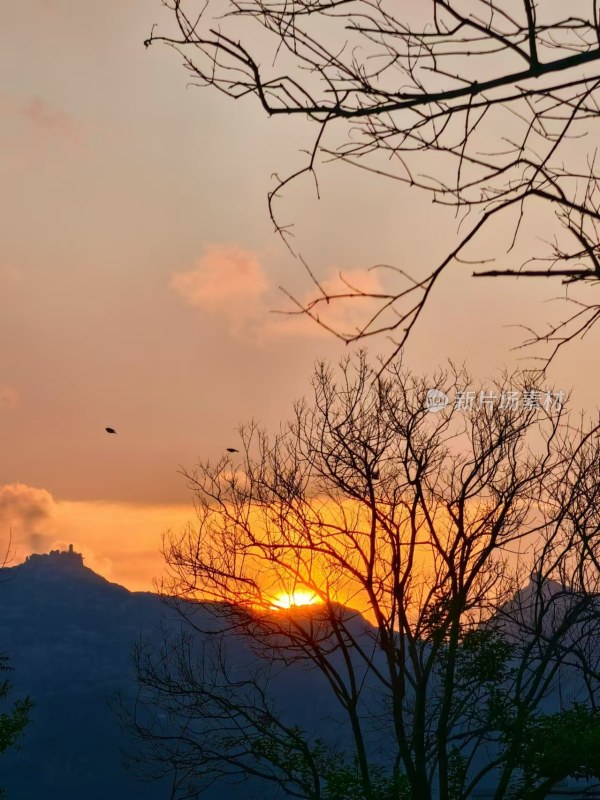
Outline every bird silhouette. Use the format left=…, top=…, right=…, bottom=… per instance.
left=226, top=447, right=239, bottom=453
left=105, top=427, right=117, bottom=434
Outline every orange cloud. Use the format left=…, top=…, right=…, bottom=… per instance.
left=171, top=245, right=385, bottom=343
left=170, top=245, right=269, bottom=336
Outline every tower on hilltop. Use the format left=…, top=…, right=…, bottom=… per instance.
left=25, top=544, right=83, bottom=565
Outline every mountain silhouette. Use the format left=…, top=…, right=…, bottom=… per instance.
left=0, top=548, right=593, bottom=800
left=0, top=548, right=173, bottom=800
left=0, top=548, right=374, bottom=800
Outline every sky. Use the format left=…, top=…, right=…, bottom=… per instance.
left=1, top=0, right=598, bottom=591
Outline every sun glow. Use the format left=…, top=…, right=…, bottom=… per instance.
left=270, top=590, right=321, bottom=609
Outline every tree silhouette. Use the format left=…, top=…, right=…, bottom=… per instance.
left=124, top=355, right=600, bottom=799
left=147, top=1, right=600, bottom=365
left=0, top=541, right=33, bottom=798
left=0, top=656, right=32, bottom=759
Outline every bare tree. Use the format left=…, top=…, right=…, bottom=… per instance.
left=123, top=356, right=600, bottom=799
left=146, top=0, right=600, bottom=365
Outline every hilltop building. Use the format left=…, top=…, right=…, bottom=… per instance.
left=25, top=544, right=84, bottom=567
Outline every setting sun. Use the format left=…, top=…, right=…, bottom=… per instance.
left=270, top=590, right=321, bottom=610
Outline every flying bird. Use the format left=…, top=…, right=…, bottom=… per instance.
left=226, top=447, right=239, bottom=453
left=105, top=427, right=117, bottom=434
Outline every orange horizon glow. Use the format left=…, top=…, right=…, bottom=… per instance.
left=270, top=590, right=322, bottom=610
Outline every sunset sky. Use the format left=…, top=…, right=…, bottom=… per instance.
left=2, top=0, right=598, bottom=591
